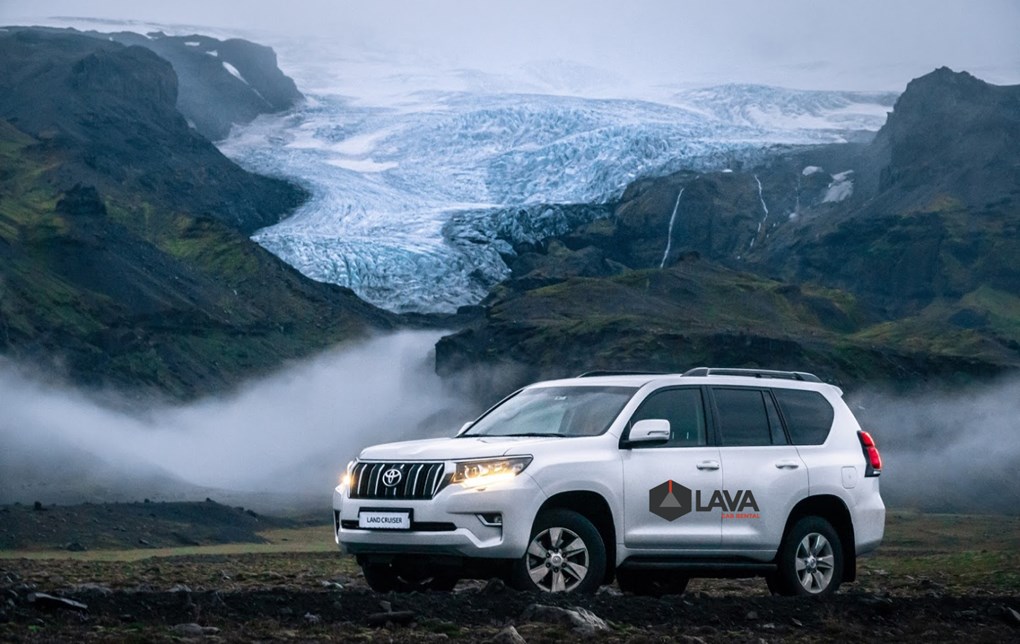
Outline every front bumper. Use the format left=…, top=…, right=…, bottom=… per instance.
left=332, top=471, right=544, bottom=559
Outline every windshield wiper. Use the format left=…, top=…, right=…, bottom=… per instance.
left=492, top=432, right=569, bottom=438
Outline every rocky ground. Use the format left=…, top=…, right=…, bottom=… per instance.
left=1, top=509, right=1018, bottom=642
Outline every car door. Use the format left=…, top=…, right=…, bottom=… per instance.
left=621, top=387, right=722, bottom=550
left=710, top=387, right=809, bottom=551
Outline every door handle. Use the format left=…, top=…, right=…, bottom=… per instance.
left=696, top=460, right=720, bottom=471
left=775, top=460, right=801, bottom=469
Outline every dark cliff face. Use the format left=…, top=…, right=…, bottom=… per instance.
left=755, top=68, right=1020, bottom=315
left=0, top=28, right=302, bottom=235
left=0, top=29, right=391, bottom=398
left=98, top=31, right=304, bottom=141
left=874, top=68, right=1020, bottom=206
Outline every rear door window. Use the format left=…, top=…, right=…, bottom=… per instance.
left=712, top=388, right=774, bottom=447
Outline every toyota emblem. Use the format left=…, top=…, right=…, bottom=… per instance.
left=381, top=468, right=403, bottom=487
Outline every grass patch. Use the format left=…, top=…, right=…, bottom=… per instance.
left=0, top=524, right=336, bottom=562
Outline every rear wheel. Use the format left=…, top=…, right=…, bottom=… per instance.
left=510, top=509, right=606, bottom=593
left=771, top=516, right=843, bottom=596
left=616, top=568, right=689, bottom=596
left=361, top=562, right=459, bottom=593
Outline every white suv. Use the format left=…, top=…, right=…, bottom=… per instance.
left=332, top=368, right=884, bottom=596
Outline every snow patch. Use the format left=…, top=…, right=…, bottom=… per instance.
left=823, top=170, right=855, bottom=203
left=184, top=41, right=200, bottom=47
left=802, top=165, right=823, bottom=176
left=205, top=50, right=218, bottom=57
left=222, top=61, right=248, bottom=84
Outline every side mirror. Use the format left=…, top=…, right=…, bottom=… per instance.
left=457, top=421, right=473, bottom=436
left=625, top=419, right=670, bottom=446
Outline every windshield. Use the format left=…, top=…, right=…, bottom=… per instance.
left=463, top=386, right=637, bottom=437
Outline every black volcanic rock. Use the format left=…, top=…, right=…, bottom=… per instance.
left=872, top=67, right=1020, bottom=207
left=55, top=184, right=107, bottom=217
left=99, top=31, right=303, bottom=140
left=753, top=68, right=1020, bottom=314
left=0, top=28, right=301, bottom=235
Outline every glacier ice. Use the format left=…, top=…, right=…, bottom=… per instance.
left=219, top=86, right=894, bottom=313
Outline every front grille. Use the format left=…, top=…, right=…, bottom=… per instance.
left=350, top=462, right=447, bottom=500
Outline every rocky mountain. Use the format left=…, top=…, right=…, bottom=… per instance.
left=97, top=30, right=304, bottom=141
left=437, top=68, right=1020, bottom=387
left=28, top=26, right=304, bottom=141
left=0, top=28, right=392, bottom=398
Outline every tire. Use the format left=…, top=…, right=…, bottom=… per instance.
left=510, top=509, right=606, bottom=593
left=616, top=568, right=689, bottom=596
left=772, top=516, right=844, bottom=597
left=362, top=562, right=459, bottom=593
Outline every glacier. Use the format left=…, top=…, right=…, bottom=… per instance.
left=219, top=81, right=896, bottom=313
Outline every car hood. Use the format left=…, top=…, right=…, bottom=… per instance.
left=358, top=436, right=565, bottom=461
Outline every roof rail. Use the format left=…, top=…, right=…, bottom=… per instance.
left=682, top=367, right=822, bottom=383
left=577, top=370, right=665, bottom=378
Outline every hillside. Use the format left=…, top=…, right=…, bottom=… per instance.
left=0, top=28, right=392, bottom=398
left=23, top=26, right=304, bottom=141
left=436, top=69, right=1020, bottom=387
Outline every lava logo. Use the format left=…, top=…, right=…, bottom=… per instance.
left=649, top=481, right=761, bottom=520
left=381, top=468, right=403, bottom=487
left=649, top=480, right=693, bottom=521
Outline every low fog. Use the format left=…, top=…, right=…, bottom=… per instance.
left=2, top=333, right=1018, bottom=514
left=0, top=332, right=493, bottom=512
left=851, top=379, right=1020, bottom=514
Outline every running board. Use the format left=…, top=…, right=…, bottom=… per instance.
left=619, top=558, right=777, bottom=577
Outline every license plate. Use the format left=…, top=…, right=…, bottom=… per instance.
left=358, top=510, right=411, bottom=530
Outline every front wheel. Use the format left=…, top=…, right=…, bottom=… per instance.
left=510, top=509, right=606, bottom=593
left=771, top=516, right=844, bottom=596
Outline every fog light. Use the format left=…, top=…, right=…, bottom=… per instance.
left=477, top=513, right=503, bottom=527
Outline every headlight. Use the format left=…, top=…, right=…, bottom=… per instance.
left=339, top=460, right=356, bottom=490
left=451, top=456, right=533, bottom=488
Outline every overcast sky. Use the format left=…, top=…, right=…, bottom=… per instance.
left=3, top=0, right=1018, bottom=91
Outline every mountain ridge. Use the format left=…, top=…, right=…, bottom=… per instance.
left=0, top=28, right=394, bottom=398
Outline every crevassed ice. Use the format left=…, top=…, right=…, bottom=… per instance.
left=220, top=88, right=890, bottom=313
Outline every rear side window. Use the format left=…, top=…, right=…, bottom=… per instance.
left=773, top=389, right=835, bottom=445
left=713, top=388, right=774, bottom=447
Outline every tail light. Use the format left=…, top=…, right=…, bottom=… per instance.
left=858, top=430, right=882, bottom=477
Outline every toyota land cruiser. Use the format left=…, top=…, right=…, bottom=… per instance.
left=332, top=368, right=885, bottom=596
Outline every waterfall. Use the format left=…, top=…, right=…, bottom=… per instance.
left=749, top=174, right=769, bottom=250
left=659, top=187, right=684, bottom=269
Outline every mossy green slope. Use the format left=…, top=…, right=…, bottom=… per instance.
left=0, top=33, right=392, bottom=398
left=437, top=255, right=1015, bottom=389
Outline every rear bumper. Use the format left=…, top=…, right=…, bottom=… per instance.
left=332, top=472, right=543, bottom=559
left=854, top=488, right=885, bottom=555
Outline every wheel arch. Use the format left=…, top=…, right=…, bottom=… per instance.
left=537, top=490, right=617, bottom=583
left=780, top=494, right=857, bottom=582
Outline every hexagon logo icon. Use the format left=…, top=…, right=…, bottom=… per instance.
left=649, top=480, right=693, bottom=521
